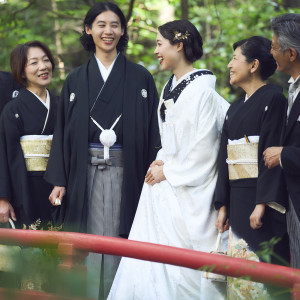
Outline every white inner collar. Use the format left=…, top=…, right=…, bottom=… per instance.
left=95, top=54, right=118, bottom=82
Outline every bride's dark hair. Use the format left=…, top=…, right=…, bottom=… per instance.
left=158, top=20, right=203, bottom=63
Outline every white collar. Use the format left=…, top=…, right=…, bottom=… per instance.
left=28, top=89, right=50, bottom=110
left=171, top=69, right=206, bottom=90
left=288, top=75, right=300, bottom=84
left=94, top=54, right=119, bottom=82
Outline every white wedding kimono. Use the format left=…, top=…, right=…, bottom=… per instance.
left=108, top=70, right=229, bottom=300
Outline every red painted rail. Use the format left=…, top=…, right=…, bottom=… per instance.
left=0, top=228, right=299, bottom=298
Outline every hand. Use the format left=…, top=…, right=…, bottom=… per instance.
left=145, top=165, right=166, bottom=186
left=216, top=206, right=229, bottom=233
left=250, top=203, right=266, bottom=229
left=0, top=198, right=16, bottom=223
left=49, top=186, right=66, bottom=206
left=149, top=160, right=164, bottom=168
left=263, top=147, right=283, bottom=169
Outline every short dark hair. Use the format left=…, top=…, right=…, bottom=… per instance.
left=271, top=13, right=300, bottom=56
left=80, top=2, right=129, bottom=53
left=10, top=40, right=55, bottom=87
left=158, top=20, right=203, bottom=63
left=233, top=36, right=276, bottom=81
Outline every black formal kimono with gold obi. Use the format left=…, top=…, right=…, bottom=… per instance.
left=45, top=54, right=160, bottom=236
left=0, top=88, right=58, bottom=228
left=214, top=84, right=289, bottom=262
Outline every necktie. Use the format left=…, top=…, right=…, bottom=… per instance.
left=287, top=78, right=300, bottom=118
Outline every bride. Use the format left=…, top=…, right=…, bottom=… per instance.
left=108, top=20, right=229, bottom=300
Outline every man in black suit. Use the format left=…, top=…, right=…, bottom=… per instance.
left=0, top=71, right=20, bottom=114
left=264, top=13, right=300, bottom=268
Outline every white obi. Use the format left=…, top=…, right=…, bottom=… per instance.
left=20, top=135, right=53, bottom=171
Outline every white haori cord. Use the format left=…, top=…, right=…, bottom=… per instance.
left=90, top=114, right=122, bottom=159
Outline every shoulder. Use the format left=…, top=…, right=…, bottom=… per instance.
left=125, top=58, right=153, bottom=80
left=64, top=62, right=89, bottom=84
left=0, top=71, right=13, bottom=81
left=259, top=84, right=286, bottom=101
left=1, top=96, right=21, bottom=117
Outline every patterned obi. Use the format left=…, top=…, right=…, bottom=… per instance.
left=226, top=143, right=258, bottom=180
left=20, top=135, right=52, bottom=171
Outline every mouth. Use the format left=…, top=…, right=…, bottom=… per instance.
left=102, top=37, right=114, bottom=44
left=38, top=72, right=49, bottom=79
left=158, top=56, right=163, bottom=65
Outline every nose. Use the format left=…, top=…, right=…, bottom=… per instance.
left=154, top=46, right=158, bottom=55
left=39, top=60, right=47, bottom=70
left=104, top=25, right=113, bottom=34
left=227, top=60, right=232, bottom=69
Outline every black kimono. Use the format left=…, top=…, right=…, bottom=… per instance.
left=0, top=71, right=21, bottom=114
left=214, top=84, right=289, bottom=262
left=45, top=54, right=160, bottom=236
left=0, top=88, right=58, bottom=228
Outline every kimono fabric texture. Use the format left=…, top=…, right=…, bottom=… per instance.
left=45, top=54, right=160, bottom=236
left=108, top=69, right=229, bottom=300
left=214, top=84, right=290, bottom=299
left=86, top=145, right=123, bottom=299
left=0, top=88, right=58, bottom=228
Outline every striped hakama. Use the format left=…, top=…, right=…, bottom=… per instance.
left=86, top=143, right=123, bottom=300
left=287, top=198, right=300, bottom=269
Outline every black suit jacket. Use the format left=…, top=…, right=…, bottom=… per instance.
left=0, top=71, right=21, bottom=114
left=281, top=92, right=300, bottom=221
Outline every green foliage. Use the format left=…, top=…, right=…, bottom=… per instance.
left=257, top=236, right=290, bottom=266
left=0, top=0, right=300, bottom=98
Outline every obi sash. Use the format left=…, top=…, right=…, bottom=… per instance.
left=20, top=135, right=52, bottom=171
left=226, top=142, right=258, bottom=180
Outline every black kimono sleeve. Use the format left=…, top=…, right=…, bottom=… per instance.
left=256, top=92, right=287, bottom=206
left=281, top=146, right=300, bottom=176
left=0, top=104, right=28, bottom=205
left=214, top=114, right=230, bottom=210
left=145, top=72, right=160, bottom=166
left=44, top=79, right=69, bottom=187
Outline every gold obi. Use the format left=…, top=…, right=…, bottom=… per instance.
left=20, top=135, right=52, bottom=171
left=226, top=143, right=258, bottom=180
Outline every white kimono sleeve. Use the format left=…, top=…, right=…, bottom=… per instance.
left=163, top=88, right=226, bottom=188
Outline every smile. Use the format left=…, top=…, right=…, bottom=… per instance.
left=38, top=73, right=49, bottom=78
left=102, top=38, right=114, bottom=42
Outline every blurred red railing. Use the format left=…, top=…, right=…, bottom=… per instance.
left=0, top=228, right=299, bottom=299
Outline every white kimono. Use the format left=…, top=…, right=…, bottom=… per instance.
left=108, top=70, right=229, bottom=300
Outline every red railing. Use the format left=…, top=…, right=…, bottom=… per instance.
left=0, top=228, right=299, bottom=299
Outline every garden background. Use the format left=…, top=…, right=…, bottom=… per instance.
left=1, top=0, right=300, bottom=101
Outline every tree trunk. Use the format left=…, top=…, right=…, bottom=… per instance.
left=181, top=0, right=188, bottom=20
left=51, top=0, right=65, bottom=79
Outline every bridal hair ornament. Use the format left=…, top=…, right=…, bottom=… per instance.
left=173, top=31, right=190, bottom=41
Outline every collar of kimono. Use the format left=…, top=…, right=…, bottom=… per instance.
left=160, top=70, right=213, bottom=122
